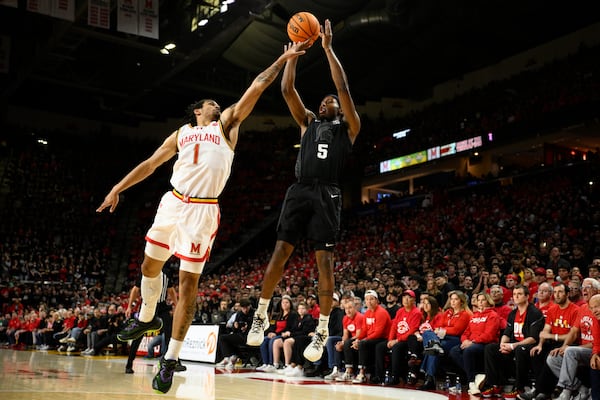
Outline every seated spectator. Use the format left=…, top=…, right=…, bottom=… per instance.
left=13, top=311, right=39, bottom=348
left=587, top=294, right=600, bottom=400
left=535, top=282, right=555, bottom=318
left=503, top=274, right=519, bottom=306
left=6, top=312, right=22, bottom=346
left=0, top=314, right=9, bottom=344
left=418, top=290, right=472, bottom=390
left=81, top=305, right=126, bottom=356
left=449, top=292, right=501, bottom=395
left=215, top=298, right=254, bottom=370
left=407, top=295, right=443, bottom=385
left=522, top=268, right=538, bottom=302
left=60, top=308, right=89, bottom=352
left=34, top=310, right=57, bottom=350
left=384, top=290, right=400, bottom=319
left=82, top=307, right=109, bottom=354
left=305, top=294, right=320, bottom=321
left=545, top=277, right=599, bottom=400
left=433, top=272, right=456, bottom=306
left=520, top=283, right=581, bottom=400
left=211, top=299, right=231, bottom=325
left=333, top=296, right=365, bottom=382
left=271, top=302, right=315, bottom=377
left=349, top=290, right=391, bottom=384
left=256, top=295, right=298, bottom=372
left=53, top=309, right=76, bottom=349
left=373, top=289, right=422, bottom=385
left=489, top=285, right=512, bottom=328
left=568, top=279, right=586, bottom=307
left=480, top=285, right=545, bottom=398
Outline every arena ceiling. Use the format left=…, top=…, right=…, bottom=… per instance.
left=1, top=0, right=600, bottom=126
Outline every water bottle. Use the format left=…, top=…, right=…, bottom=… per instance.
left=444, top=375, right=451, bottom=392
left=455, top=376, right=462, bottom=393
left=384, top=370, right=391, bottom=385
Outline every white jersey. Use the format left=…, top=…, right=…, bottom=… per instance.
left=170, top=121, right=234, bottom=198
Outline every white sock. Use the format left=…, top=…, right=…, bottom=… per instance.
left=139, top=273, right=163, bottom=322
left=256, top=298, right=270, bottom=316
left=317, top=314, right=329, bottom=331
left=165, top=338, right=183, bottom=361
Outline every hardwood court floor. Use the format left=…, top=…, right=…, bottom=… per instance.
left=0, top=348, right=468, bottom=400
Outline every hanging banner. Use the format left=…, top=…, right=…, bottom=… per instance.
left=52, top=0, right=75, bottom=22
left=138, top=0, right=159, bottom=39
left=117, top=0, right=139, bottom=35
left=88, top=0, right=110, bottom=29
left=27, top=0, right=51, bottom=15
left=27, top=0, right=74, bottom=21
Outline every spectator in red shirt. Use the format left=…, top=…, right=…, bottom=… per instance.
left=373, top=289, right=422, bottom=385
left=418, top=290, right=472, bottom=390
left=546, top=277, right=599, bottom=400
left=568, top=279, right=586, bottom=307
left=449, top=292, right=502, bottom=392
left=489, top=285, right=511, bottom=329
left=588, top=294, right=600, bottom=399
left=535, top=282, right=555, bottom=318
left=328, top=296, right=364, bottom=382
left=404, top=294, right=442, bottom=384
left=6, top=312, right=21, bottom=345
left=348, top=290, right=391, bottom=384
left=504, top=274, right=519, bottom=306
left=523, top=268, right=538, bottom=302
left=306, top=294, right=320, bottom=321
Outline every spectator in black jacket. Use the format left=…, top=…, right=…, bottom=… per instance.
left=479, top=285, right=545, bottom=398
left=215, top=298, right=255, bottom=370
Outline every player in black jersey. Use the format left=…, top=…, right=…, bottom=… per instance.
left=248, top=18, right=361, bottom=365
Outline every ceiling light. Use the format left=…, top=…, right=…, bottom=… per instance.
left=160, top=48, right=169, bottom=55
left=198, top=19, right=208, bottom=26
left=164, top=43, right=176, bottom=50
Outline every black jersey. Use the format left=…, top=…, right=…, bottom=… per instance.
left=295, top=119, right=353, bottom=185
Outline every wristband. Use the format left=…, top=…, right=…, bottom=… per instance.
left=555, top=333, right=558, bottom=341
left=510, top=343, right=514, bottom=350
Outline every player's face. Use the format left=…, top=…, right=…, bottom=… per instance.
left=199, top=100, right=221, bottom=120
left=318, top=96, right=339, bottom=119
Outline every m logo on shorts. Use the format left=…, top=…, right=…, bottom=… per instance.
left=190, top=242, right=202, bottom=254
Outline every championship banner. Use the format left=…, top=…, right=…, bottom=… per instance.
left=27, top=0, right=74, bottom=21
left=51, top=0, right=75, bottom=22
left=26, top=0, right=51, bottom=15
left=138, top=0, right=159, bottom=39
left=88, top=0, right=110, bottom=29
left=0, top=0, right=18, bottom=8
left=0, top=35, right=10, bottom=74
left=117, top=0, right=139, bottom=35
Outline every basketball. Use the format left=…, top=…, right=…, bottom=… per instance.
left=287, top=12, right=320, bottom=45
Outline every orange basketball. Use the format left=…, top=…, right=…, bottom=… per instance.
left=287, top=12, right=320, bottom=45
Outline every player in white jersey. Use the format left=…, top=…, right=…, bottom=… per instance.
left=96, top=43, right=306, bottom=394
